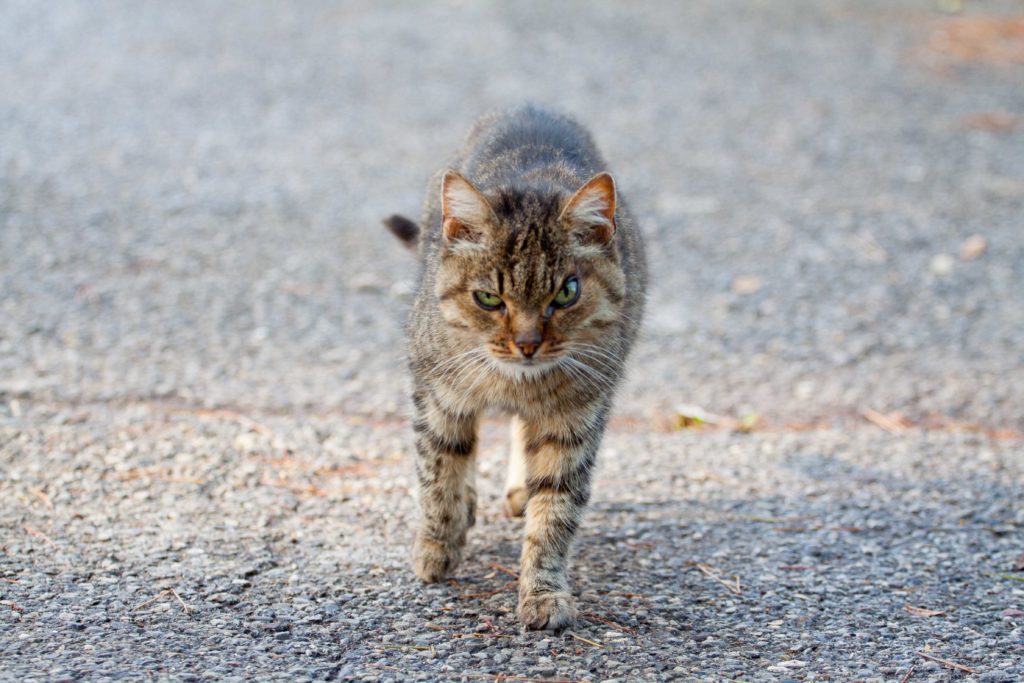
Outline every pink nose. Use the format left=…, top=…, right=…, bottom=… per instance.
left=515, top=333, right=542, bottom=358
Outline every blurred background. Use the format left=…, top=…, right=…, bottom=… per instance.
left=2, top=0, right=1022, bottom=431
left=3, top=2, right=1023, bottom=679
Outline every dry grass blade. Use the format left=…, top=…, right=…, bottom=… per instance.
left=582, top=611, right=636, bottom=634
left=28, top=487, right=54, bottom=510
left=374, top=643, right=433, bottom=652
left=696, top=563, right=742, bottom=596
left=569, top=632, right=604, bottom=648
left=487, top=562, right=519, bottom=578
left=133, top=590, right=170, bottom=612
left=112, top=467, right=204, bottom=485
left=459, top=580, right=518, bottom=599
left=862, top=408, right=907, bottom=433
left=914, top=651, right=977, bottom=674
left=904, top=605, right=946, bottom=617
left=23, top=525, right=57, bottom=547
left=169, top=588, right=191, bottom=614
left=900, top=663, right=916, bottom=683
left=131, top=588, right=190, bottom=615
left=190, top=407, right=274, bottom=436
left=463, top=675, right=578, bottom=683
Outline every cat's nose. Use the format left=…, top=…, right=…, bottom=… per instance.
left=514, top=333, right=542, bottom=358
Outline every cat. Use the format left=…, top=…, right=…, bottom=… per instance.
left=385, top=105, right=646, bottom=630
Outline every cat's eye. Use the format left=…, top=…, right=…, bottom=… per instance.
left=552, top=277, right=580, bottom=308
left=473, top=290, right=503, bottom=310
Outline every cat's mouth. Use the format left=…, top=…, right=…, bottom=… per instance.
left=489, top=354, right=561, bottom=380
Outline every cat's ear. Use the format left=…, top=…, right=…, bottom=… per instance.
left=560, top=172, right=616, bottom=244
left=382, top=214, right=420, bottom=251
left=441, top=171, right=495, bottom=242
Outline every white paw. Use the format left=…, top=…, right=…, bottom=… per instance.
left=504, top=485, right=528, bottom=518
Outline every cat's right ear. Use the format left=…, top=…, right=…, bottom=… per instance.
left=441, top=171, right=495, bottom=242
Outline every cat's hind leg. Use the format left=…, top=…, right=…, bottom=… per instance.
left=410, top=389, right=478, bottom=583
left=504, top=415, right=529, bottom=517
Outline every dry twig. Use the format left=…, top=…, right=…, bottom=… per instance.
left=169, top=588, right=191, bottom=614
left=862, top=408, right=907, bottom=433
left=23, top=525, right=57, bottom=547
left=568, top=632, right=604, bottom=648
left=487, top=562, right=519, bottom=578
left=459, top=580, right=518, bottom=599
left=28, top=487, right=54, bottom=510
left=914, top=651, right=977, bottom=674
left=189, top=408, right=274, bottom=436
left=899, top=663, right=916, bottom=683
left=133, top=590, right=170, bottom=612
left=462, top=675, right=577, bottom=683
left=582, top=611, right=635, bottom=634
left=133, top=588, right=191, bottom=615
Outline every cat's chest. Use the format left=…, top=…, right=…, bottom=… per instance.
left=431, top=363, right=597, bottom=416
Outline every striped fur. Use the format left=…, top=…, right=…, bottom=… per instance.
left=402, top=105, right=646, bottom=631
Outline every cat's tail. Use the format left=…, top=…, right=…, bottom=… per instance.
left=382, top=214, right=420, bottom=251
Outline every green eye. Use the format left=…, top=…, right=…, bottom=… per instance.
left=473, top=290, right=503, bottom=309
left=552, top=277, right=580, bottom=307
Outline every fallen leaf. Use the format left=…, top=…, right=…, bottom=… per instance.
left=674, top=404, right=719, bottom=429
left=732, top=275, right=763, bottom=295
left=960, top=234, right=987, bottom=261
left=960, top=112, right=1018, bottom=132
left=733, top=412, right=764, bottom=433
left=927, top=16, right=1024, bottom=65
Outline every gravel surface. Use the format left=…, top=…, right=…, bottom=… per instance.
left=2, top=0, right=1023, bottom=681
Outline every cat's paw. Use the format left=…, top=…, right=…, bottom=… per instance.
left=517, top=592, right=576, bottom=631
left=504, top=485, right=528, bottom=518
left=412, top=534, right=461, bottom=583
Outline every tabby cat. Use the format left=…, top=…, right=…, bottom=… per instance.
left=385, top=105, right=646, bottom=630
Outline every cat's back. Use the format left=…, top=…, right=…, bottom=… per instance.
left=459, top=105, right=607, bottom=189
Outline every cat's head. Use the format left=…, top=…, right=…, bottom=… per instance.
left=433, top=171, right=626, bottom=379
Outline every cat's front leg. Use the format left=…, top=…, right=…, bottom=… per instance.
left=410, top=389, right=478, bottom=583
left=517, top=406, right=606, bottom=630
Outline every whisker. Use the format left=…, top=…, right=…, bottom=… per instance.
left=561, top=356, right=614, bottom=391
left=563, top=344, right=621, bottom=376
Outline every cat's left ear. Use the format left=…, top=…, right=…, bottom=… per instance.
left=560, top=172, right=616, bottom=244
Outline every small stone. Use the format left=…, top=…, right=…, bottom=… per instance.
left=930, top=253, right=955, bottom=275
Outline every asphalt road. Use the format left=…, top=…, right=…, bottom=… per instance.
left=2, top=0, right=1023, bottom=681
